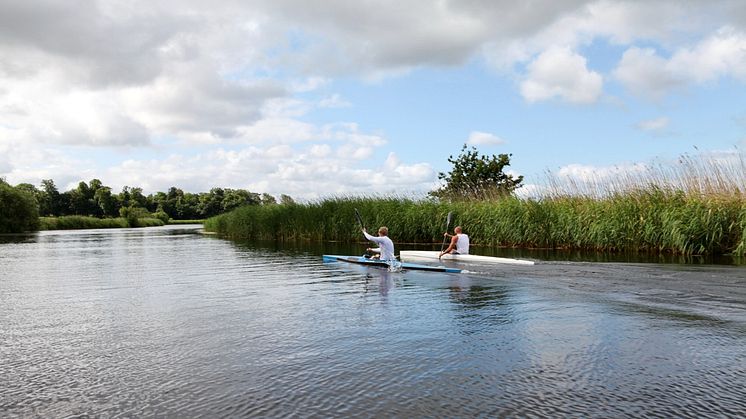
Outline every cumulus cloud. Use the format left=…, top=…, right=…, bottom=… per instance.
left=466, top=131, right=506, bottom=146
left=614, top=27, right=746, bottom=98
left=520, top=46, right=603, bottom=103
left=3, top=0, right=746, bottom=197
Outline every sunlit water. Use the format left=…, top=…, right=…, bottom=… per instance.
left=2, top=226, right=745, bottom=417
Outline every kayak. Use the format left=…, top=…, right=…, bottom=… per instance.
left=399, top=250, right=535, bottom=266
left=322, top=255, right=463, bottom=273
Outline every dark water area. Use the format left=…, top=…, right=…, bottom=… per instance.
left=1, top=226, right=745, bottom=417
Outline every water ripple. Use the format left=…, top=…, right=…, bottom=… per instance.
left=1, top=226, right=745, bottom=417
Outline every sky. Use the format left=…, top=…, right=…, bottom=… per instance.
left=1, top=0, right=745, bottom=200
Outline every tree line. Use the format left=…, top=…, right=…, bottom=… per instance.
left=3, top=145, right=521, bottom=233
left=2, top=177, right=295, bottom=226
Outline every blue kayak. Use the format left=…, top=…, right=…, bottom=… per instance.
left=322, top=255, right=462, bottom=273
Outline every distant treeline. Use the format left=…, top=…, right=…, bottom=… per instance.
left=14, top=178, right=294, bottom=219
left=0, top=177, right=294, bottom=233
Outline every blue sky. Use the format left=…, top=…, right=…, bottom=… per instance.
left=1, top=0, right=745, bottom=199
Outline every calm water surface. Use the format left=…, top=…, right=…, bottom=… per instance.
left=1, top=226, right=745, bottom=417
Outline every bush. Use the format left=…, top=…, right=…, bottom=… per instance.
left=0, top=181, right=40, bottom=233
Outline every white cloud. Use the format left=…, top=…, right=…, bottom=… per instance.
left=614, top=27, right=746, bottom=98
left=3, top=0, right=746, bottom=198
left=466, top=131, right=506, bottom=146
left=612, top=47, right=684, bottom=98
left=636, top=117, right=670, bottom=132
left=520, top=46, right=603, bottom=104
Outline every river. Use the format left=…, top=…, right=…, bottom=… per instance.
left=1, top=225, right=745, bottom=417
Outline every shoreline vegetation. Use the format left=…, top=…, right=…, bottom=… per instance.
left=204, top=192, right=746, bottom=256
left=36, top=216, right=205, bottom=230
left=38, top=216, right=166, bottom=230
left=5, top=150, right=746, bottom=256
left=205, top=151, right=746, bottom=257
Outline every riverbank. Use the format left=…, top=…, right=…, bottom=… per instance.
left=204, top=191, right=746, bottom=256
left=39, top=216, right=165, bottom=230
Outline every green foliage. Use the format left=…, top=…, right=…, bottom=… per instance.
left=0, top=180, right=40, bottom=233
left=205, top=192, right=746, bottom=256
left=119, top=206, right=152, bottom=227
left=167, top=219, right=205, bottom=224
left=430, top=144, right=523, bottom=201
left=153, top=210, right=170, bottom=223
left=39, top=216, right=129, bottom=230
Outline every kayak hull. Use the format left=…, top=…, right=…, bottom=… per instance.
left=399, top=250, right=535, bottom=266
left=322, top=255, right=462, bottom=273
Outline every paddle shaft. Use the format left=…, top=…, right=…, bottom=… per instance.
left=354, top=208, right=365, bottom=231
left=439, top=212, right=453, bottom=256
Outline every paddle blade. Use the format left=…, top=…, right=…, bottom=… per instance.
left=354, top=208, right=365, bottom=230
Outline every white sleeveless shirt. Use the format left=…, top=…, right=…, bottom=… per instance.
left=455, top=234, right=470, bottom=254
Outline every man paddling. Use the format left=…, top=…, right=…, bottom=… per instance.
left=440, top=226, right=469, bottom=257
left=363, top=226, right=395, bottom=261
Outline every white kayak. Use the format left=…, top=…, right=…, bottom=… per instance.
left=399, top=250, right=535, bottom=266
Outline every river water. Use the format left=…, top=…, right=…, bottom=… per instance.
left=1, top=225, right=745, bottom=417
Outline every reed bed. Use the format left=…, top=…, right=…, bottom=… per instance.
left=205, top=152, right=746, bottom=256
left=203, top=192, right=746, bottom=256
left=39, top=216, right=164, bottom=230
left=542, top=151, right=746, bottom=199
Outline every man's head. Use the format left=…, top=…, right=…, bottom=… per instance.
left=454, top=226, right=462, bottom=234
left=378, top=226, right=388, bottom=236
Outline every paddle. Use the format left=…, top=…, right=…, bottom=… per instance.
left=354, top=208, right=365, bottom=231
left=355, top=208, right=373, bottom=258
left=439, top=211, right=453, bottom=259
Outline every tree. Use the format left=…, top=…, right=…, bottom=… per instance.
left=198, top=188, right=225, bottom=218
left=94, top=186, right=118, bottom=217
left=429, top=144, right=523, bottom=200
left=222, top=189, right=260, bottom=212
left=0, top=180, right=40, bottom=233
left=41, top=179, right=64, bottom=216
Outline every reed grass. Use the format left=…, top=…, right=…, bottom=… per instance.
left=39, top=216, right=165, bottom=230
left=204, top=152, right=746, bottom=256
left=203, top=193, right=745, bottom=256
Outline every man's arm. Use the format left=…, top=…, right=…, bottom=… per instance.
left=440, top=235, right=458, bottom=255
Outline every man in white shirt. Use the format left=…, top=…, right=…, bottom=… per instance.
left=363, top=226, right=395, bottom=261
left=440, top=226, right=469, bottom=257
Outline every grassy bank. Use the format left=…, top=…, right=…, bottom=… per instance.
left=168, top=219, right=205, bottom=224
left=39, top=216, right=165, bottom=230
left=204, top=191, right=746, bottom=256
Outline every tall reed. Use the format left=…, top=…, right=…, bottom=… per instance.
left=204, top=192, right=746, bottom=256
left=205, top=152, right=746, bottom=256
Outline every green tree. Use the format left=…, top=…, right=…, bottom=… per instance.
left=198, top=188, right=225, bottom=218
left=222, top=189, right=261, bottom=212
left=429, top=144, right=523, bottom=200
left=0, top=180, right=40, bottom=233
left=94, top=186, right=118, bottom=217
left=41, top=179, right=64, bottom=216
left=177, top=192, right=200, bottom=219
